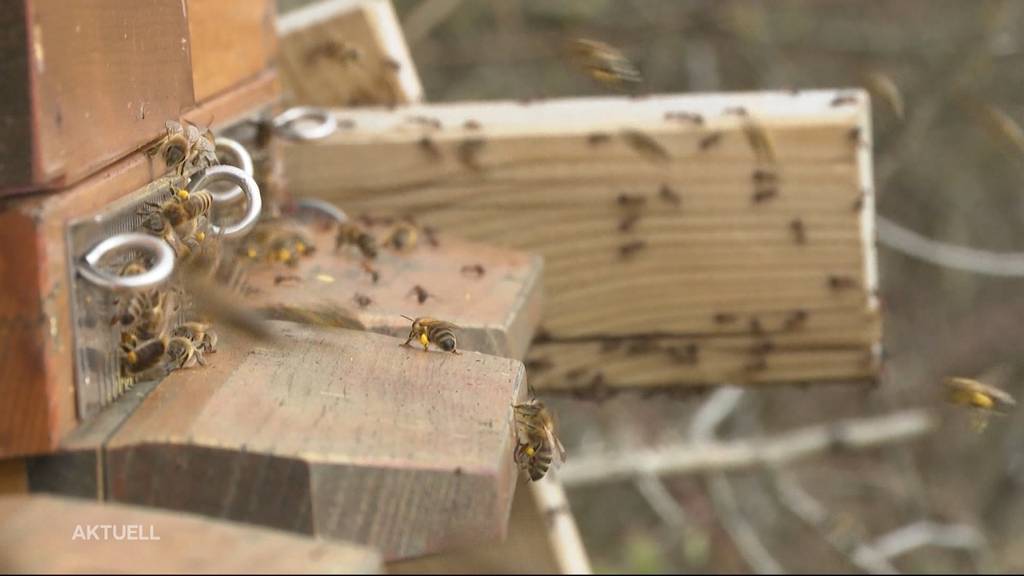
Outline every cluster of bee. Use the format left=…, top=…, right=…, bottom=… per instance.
left=114, top=258, right=218, bottom=381
left=238, top=219, right=316, bottom=267
left=139, top=185, right=214, bottom=258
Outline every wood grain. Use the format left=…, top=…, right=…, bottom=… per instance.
left=280, top=90, right=881, bottom=392
left=0, top=73, right=277, bottom=459
left=277, top=0, right=423, bottom=107
left=0, top=494, right=382, bottom=573
left=243, top=226, right=542, bottom=360
left=0, top=0, right=195, bottom=194
left=104, top=321, right=526, bottom=561
left=187, top=0, right=277, bottom=102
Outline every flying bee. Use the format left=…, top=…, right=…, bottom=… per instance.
left=400, top=315, right=461, bottom=354
left=945, top=377, right=1017, bottom=432
left=512, top=395, right=567, bottom=482
left=172, top=321, right=218, bottom=353
left=566, top=38, right=642, bottom=90
left=166, top=335, right=206, bottom=369
left=385, top=222, right=418, bottom=252
left=335, top=222, right=378, bottom=260
left=120, top=335, right=169, bottom=377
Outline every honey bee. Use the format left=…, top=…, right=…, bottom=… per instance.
left=512, top=394, right=567, bottom=482
left=385, top=222, right=418, bottom=252
left=461, top=264, right=486, bottom=278
left=147, top=120, right=218, bottom=176
left=335, top=222, right=378, bottom=260
left=113, top=289, right=171, bottom=342
left=353, top=293, right=373, bottom=309
left=400, top=315, right=461, bottom=354
left=361, top=260, right=380, bottom=284
left=618, top=240, right=646, bottom=259
left=567, top=38, right=642, bottom=89
left=620, top=129, right=670, bottom=162
left=742, top=118, right=777, bottom=164
left=658, top=184, right=681, bottom=206
left=790, top=218, right=806, bottom=244
left=120, top=335, right=169, bottom=377
left=457, top=138, right=486, bottom=171
left=945, top=377, right=1017, bottom=432
left=166, top=335, right=206, bottom=369
left=172, top=321, right=218, bottom=353
left=408, top=285, right=432, bottom=304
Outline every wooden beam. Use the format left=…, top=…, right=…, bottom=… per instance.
left=0, top=72, right=277, bottom=458
left=187, top=0, right=277, bottom=103
left=102, top=321, right=526, bottom=561
left=279, top=91, right=881, bottom=393
left=0, top=494, right=382, bottom=573
left=277, top=0, right=423, bottom=107
left=242, top=225, right=542, bottom=360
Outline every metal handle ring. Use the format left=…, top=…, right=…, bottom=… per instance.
left=273, top=107, right=337, bottom=141
left=188, top=165, right=262, bottom=239
left=210, top=137, right=255, bottom=204
left=295, top=198, right=349, bottom=223
left=79, top=233, right=176, bottom=291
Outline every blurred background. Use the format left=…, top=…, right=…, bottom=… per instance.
left=281, top=1, right=1024, bottom=572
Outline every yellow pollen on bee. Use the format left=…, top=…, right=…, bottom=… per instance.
left=246, top=248, right=258, bottom=258
left=295, top=242, right=307, bottom=254
left=419, top=332, right=430, bottom=347
left=175, top=188, right=190, bottom=200
left=127, top=351, right=138, bottom=364
left=195, top=232, right=205, bottom=242
left=525, top=446, right=535, bottom=457
left=970, top=392, right=994, bottom=410
left=276, top=249, right=291, bottom=261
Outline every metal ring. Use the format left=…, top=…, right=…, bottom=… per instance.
left=295, top=198, right=349, bottom=223
left=273, top=107, right=337, bottom=140
left=210, top=137, right=255, bottom=204
left=188, top=165, right=262, bottom=239
left=79, top=233, right=176, bottom=291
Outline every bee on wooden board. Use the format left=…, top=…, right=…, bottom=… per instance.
left=385, top=222, right=418, bottom=252
left=353, top=293, right=373, bottom=309
left=172, top=321, right=218, bottom=353
left=512, top=393, right=567, bottom=482
left=457, top=137, right=486, bottom=170
left=147, top=120, right=218, bottom=176
left=400, top=315, right=461, bottom=354
left=742, top=118, right=777, bottom=164
left=658, top=184, right=681, bottom=206
left=166, top=335, right=206, bottom=369
left=664, top=111, right=704, bottom=125
left=335, top=222, right=379, bottom=260
left=408, top=285, right=433, bottom=304
left=120, top=335, right=170, bottom=377
left=620, top=129, right=670, bottom=162
left=566, top=38, right=642, bottom=90
left=461, top=264, right=486, bottom=278
left=618, top=240, right=646, bottom=259
left=945, top=377, right=1017, bottom=432
left=361, top=260, right=380, bottom=284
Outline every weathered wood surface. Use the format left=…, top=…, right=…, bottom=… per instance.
left=0, top=494, right=382, bottom=574
left=187, top=0, right=277, bottom=103
left=389, top=481, right=562, bottom=575
left=243, top=225, right=542, bottom=360
left=103, top=321, right=526, bottom=561
left=277, top=0, right=423, bottom=107
left=0, top=0, right=195, bottom=193
left=0, top=72, right=277, bottom=459
left=281, top=91, right=881, bottom=393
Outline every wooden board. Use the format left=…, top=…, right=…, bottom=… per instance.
left=279, top=91, right=881, bottom=393
left=187, top=0, right=277, bottom=102
left=0, top=72, right=277, bottom=459
left=243, top=225, right=542, bottom=360
left=277, top=0, right=423, bottom=107
left=0, top=0, right=195, bottom=193
left=0, top=494, right=382, bottom=573
left=103, top=321, right=526, bottom=561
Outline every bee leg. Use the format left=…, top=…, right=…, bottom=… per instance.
left=451, top=349, right=462, bottom=355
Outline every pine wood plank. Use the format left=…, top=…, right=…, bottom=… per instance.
left=280, top=90, right=880, bottom=392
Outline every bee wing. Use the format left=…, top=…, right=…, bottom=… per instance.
left=547, top=428, right=567, bottom=468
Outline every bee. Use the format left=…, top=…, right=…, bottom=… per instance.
left=183, top=189, right=213, bottom=222
left=405, top=115, right=443, bottom=130
left=658, top=184, right=681, bottom=206
left=120, top=335, right=169, bottom=377
left=860, top=70, right=904, bottom=120
left=461, top=264, right=486, bottom=278
left=464, top=119, right=482, bottom=130
left=618, top=213, right=640, bottom=232
left=113, top=289, right=171, bottom=342
left=166, top=335, right=206, bottom=369
left=783, top=309, right=809, bottom=330
left=830, top=94, right=858, bottom=107
left=335, top=222, right=378, bottom=260
left=353, top=293, right=373, bottom=309
left=827, top=275, right=858, bottom=291
left=385, top=223, right=418, bottom=252
left=172, top=321, right=218, bottom=353
left=713, top=312, right=738, bottom=324
left=752, top=187, right=778, bottom=204
left=587, top=132, right=611, bottom=146
left=417, top=136, right=442, bottom=160
left=274, top=274, right=303, bottom=286
left=699, top=132, right=723, bottom=151
left=512, top=394, right=567, bottom=482
left=566, top=38, right=642, bottom=89
left=361, top=260, right=380, bottom=284
left=408, top=285, right=432, bottom=304
left=664, top=111, right=704, bottom=125
left=742, top=118, right=777, bottom=164
left=457, top=138, right=486, bottom=171
left=618, top=240, right=646, bottom=259
left=147, top=120, right=218, bottom=176
left=140, top=188, right=192, bottom=229
left=400, top=315, right=461, bottom=354
left=945, top=377, right=1017, bottom=432
left=752, top=168, right=778, bottom=184
left=790, top=218, right=806, bottom=244
left=620, top=129, right=669, bottom=162
left=616, top=193, right=646, bottom=209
